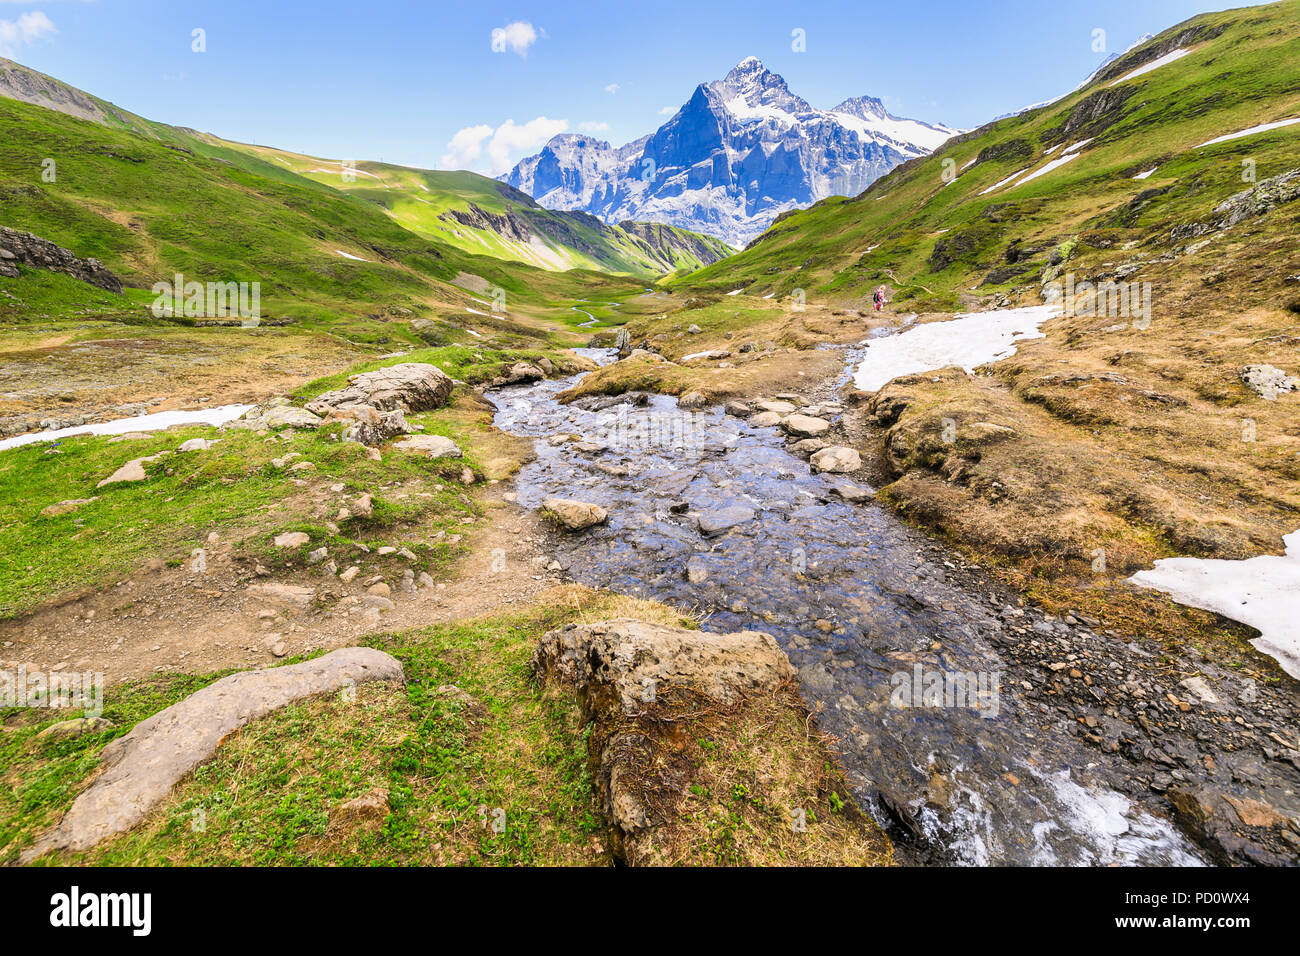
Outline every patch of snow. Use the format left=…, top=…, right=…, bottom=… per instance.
left=980, top=168, right=1029, bottom=196
left=726, top=288, right=744, bottom=296
left=853, top=305, right=1060, bottom=392
left=1130, top=529, right=1300, bottom=679
left=334, top=250, right=371, bottom=262
left=465, top=308, right=499, bottom=318
left=1014, top=152, right=1081, bottom=187
left=1133, top=167, right=1158, bottom=180
left=1197, top=117, right=1300, bottom=148
left=762, top=293, right=775, bottom=300
left=0, top=405, right=255, bottom=452
left=1109, top=48, right=1190, bottom=86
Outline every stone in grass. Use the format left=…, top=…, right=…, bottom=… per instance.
left=1240, top=364, right=1299, bottom=401
left=40, top=497, right=98, bottom=518
left=392, top=434, right=462, bottom=459
left=543, top=497, right=608, bottom=531
left=20, top=647, right=404, bottom=860
left=274, top=531, right=310, bottom=548
left=97, top=454, right=166, bottom=488
left=35, top=716, right=114, bottom=741
left=328, top=790, right=390, bottom=835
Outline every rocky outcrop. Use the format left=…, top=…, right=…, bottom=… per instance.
left=305, top=363, right=454, bottom=416
left=1240, top=364, right=1299, bottom=401
left=22, top=648, right=404, bottom=860
left=1171, top=168, right=1300, bottom=242
left=531, top=619, right=794, bottom=864
left=0, top=226, right=123, bottom=292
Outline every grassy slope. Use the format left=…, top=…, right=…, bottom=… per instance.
left=0, top=92, right=653, bottom=346
left=216, top=141, right=734, bottom=276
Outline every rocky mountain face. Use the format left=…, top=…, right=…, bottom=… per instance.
left=0, top=226, right=123, bottom=292
left=504, top=57, right=956, bottom=246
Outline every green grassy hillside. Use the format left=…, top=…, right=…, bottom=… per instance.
left=216, top=141, right=734, bottom=275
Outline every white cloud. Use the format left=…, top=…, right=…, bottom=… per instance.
left=578, top=121, right=609, bottom=132
left=657, top=106, right=675, bottom=115
left=439, top=124, right=494, bottom=169
left=441, top=117, right=569, bottom=175
left=490, top=21, right=539, bottom=57
left=604, top=82, right=620, bottom=94
left=0, top=10, right=56, bottom=58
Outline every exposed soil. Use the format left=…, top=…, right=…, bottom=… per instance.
left=0, top=486, right=565, bottom=688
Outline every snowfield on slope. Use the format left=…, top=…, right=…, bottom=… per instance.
left=0, top=405, right=255, bottom=451
left=853, top=305, right=1060, bottom=392
left=1130, top=530, right=1300, bottom=679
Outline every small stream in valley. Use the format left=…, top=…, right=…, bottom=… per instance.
left=488, top=348, right=1204, bottom=866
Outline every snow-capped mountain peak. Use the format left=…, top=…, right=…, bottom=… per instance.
left=503, top=60, right=955, bottom=246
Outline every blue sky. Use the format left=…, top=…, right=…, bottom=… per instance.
left=0, top=0, right=1260, bottom=174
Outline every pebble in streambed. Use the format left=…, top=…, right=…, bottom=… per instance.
left=487, top=351, right=1203, bottom=866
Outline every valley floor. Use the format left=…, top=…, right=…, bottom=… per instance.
left=2, top=282, right=1298, bottom=866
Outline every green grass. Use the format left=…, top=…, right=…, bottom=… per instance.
left=221, top=144, right=735, bottom=277
left=0, top=413, right=481, bottom=620
left=1, top=597, right=649, bottom=866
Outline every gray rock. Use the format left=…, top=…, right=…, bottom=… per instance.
left=698, top=505, right=756, bottom=535
left=781, top=414, right=831, bottom=438
left=1240, top=364, right=1299, bottom=401
left=97, top=454, right=165, bottom=488
left=810, top=446, right=862, bottom=474
left=392, top=434, right=462, bottom=458
left=21, top=648, right=403, bottom=859
left=306, top=363, right=453, bottom=415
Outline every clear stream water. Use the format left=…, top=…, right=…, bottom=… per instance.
left=490, top=349, right=1204, bottom=866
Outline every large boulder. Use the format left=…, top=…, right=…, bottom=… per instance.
left=21, top=648, right=404, bottom=860
left=531, top=619, right=794, bottom=864
left=306, top=363, right=454, bottom=415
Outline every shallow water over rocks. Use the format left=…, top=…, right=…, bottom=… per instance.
left=490, top=350, right=1203, bottom=865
